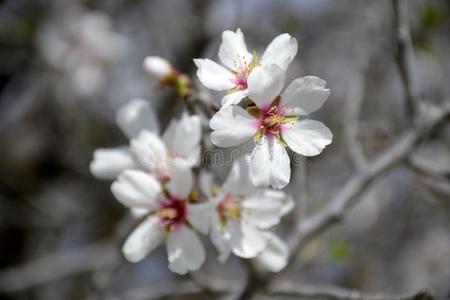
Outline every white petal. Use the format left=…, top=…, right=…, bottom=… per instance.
left=194, top=59, right=235, bottom=91
left=242, top=196, right=284, bottom=229
left=210, top=213, right=232, bottom=263
left=222, top=156, right=259, bottom=196
left=254, top=232, right=289, bottom=273
left=256, top=189, right=293, bottom=216
left=169, top=114, right=201, bottom=159
left=229, top=221, right=267, bottom=258
left=261, top=33, right=298, bottom=71
left=218, top=28, right=253, bottom=70
left=131, top=207, right=151, bottom=218
left=166, top=227, right=205, bottom=274
left=122, top=216, right=163, bottom=263
left=281, top=76, right=330, bottom=115
left=199, top=170, right=214, bottom=197
left=283, top=119, right=333, bottom=156
left=221, top=89, right=248, bottom=108
left=247, top=65, right=285, bottom=108
left=187, top=202, right=213, bottom=234
left=166, top=162, right=193, bottom=198
left=165, top=117, right=200, bottom=168
left=250, top=136, right=291, bottom=189
left=130, top=130, right=167, bottom=172
left=210, top=106, right=257, bottom=147
left=143, top=56, right=172, bottom=79
left=162, top=118, right=177, bottom=147
left=111, top=170, right=161, bottom=208
left=115, top=98, right=159, bottom=138
left=90, top=147, right=137, bottom=180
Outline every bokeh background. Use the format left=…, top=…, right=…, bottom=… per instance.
left=0, top=0, right=449, bottom=299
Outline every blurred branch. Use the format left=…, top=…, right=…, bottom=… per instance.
left=408, top=153, right=450, bottom=197
left=407, top=155, right=450, bottom=180
left=271, top=283, right=433, bottom=300
left=87, top=215, right=134, bottom=297
left=0, top=241, right=114, bottom=293
left=418, top=176, right=450, bottom=197
left=0, top=216, right=134, bottom=294
left=392, top=0, right=422, bottom=122
left=121, top=280, right=204, bottom=300
left=344, top=71, right=368, bottom=171
left=287, top=103, right=450, bottom=265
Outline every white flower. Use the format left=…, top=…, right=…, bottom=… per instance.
left=90, top=98, right=201, bottom=181
left=194, top=29, right=297, bottom=108
left=205, top=157, right=293, bottom=262
left=143, top=56, right=174, bottom=80
left=209, top=65, right=333, bottom=189
left=111, top=166, right=210, bottom=274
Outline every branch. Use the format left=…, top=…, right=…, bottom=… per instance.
left=407, top=155, right=450, bottom=180
left=271, top=283, right=433, bottom=300
left=392, top=0, right=422, bottom=121
left=344, top=71, right=368, bottom=171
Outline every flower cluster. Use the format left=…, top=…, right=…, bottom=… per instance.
left=90, top=29, right=332, bottom=275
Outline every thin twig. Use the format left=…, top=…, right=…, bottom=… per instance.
left=393, top=0, right=422, bottom=122
left=344, top=71, right=368, bottom=171
left=407, top=155, right=450, bottom=180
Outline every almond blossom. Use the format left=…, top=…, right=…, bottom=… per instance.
left=194, top=29, right=297, bottom=108
left=90, top=98, right=201, bottom=182
left=201, top=157, right=292, bottom=268
left=209, top=64, right=333, bottom=189
left=111, top=166, right=210, bottom=274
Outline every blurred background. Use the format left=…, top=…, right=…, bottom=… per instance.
left=0, top=0, right=449, bottom=299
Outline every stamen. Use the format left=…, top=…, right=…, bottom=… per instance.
left=217, top=194, right=242, bottom=221
left=253, top=99, right=298, bottom=145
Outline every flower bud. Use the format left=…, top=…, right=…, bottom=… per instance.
left=143, top=56, right=173, bottom=79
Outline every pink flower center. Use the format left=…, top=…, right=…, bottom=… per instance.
left=217, top=194, right=241, bottom=221
left=231, top=66, right=249, bottom=89
left=157, top=196, right=187, bottom=229
left=253, top=100, right=298, bottom=143
left=229, top=54, right=258, bottom=92
left=260, top=105, right=286, bottom=138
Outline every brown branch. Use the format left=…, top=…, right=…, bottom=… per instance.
left=271, top=283, right=433, bottom=300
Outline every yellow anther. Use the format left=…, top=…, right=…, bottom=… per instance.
left=158, top=208, right=176, bottom=219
